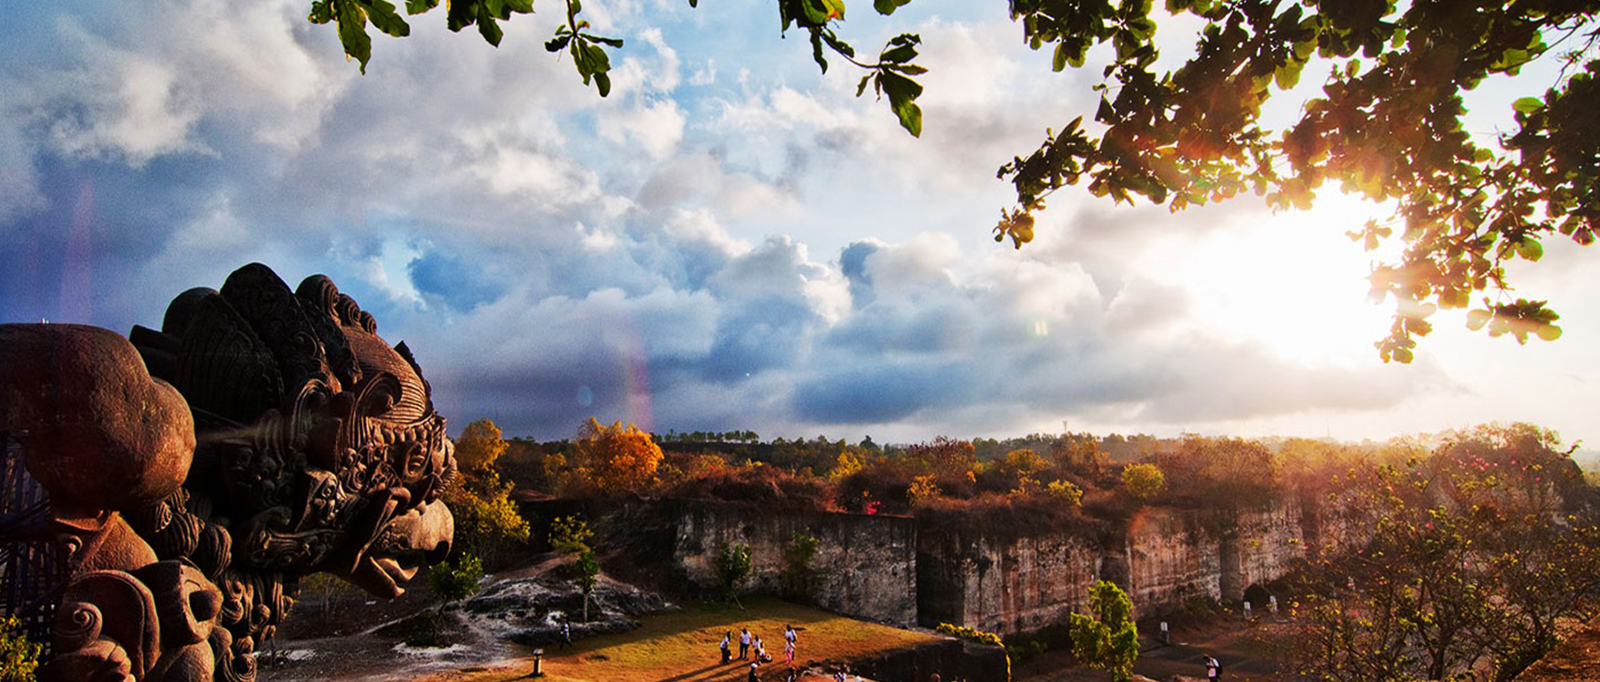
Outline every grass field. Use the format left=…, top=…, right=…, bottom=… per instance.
left=418, top=598, right=940, bottom=682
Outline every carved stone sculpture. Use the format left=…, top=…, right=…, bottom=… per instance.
left=0, top=263, right=457, bottom=682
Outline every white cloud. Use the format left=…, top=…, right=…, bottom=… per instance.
left=598, top=98, right=687, bottom=160
left=44, top=31, right=209, bottom=165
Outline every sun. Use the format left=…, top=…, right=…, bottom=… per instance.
left=1167, top=193, right=1399, bottom=366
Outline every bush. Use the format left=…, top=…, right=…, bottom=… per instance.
left=1069, top=581, right=1139, bottom=682
left=1121, top=463, right=1165, bottom=502
left=935, top=622, right=1004, bottom=647
left=0, top=615, right=39, bottom=682
left=429, top=553, right=485, bottom=604
left=782, top=529, right=822, bottom=599
left=908, top=475, right=941, bottom=506
left=667, top=464, right=836, bottom=512
left=1046, top=479, right=1084, bottom=506
left=716, top=541, right=753, bottom=603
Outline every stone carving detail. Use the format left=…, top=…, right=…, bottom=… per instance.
left=0, top=263, right=457, bottom=682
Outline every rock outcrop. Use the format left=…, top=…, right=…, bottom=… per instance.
left=669, top=501, right=919, bottom=625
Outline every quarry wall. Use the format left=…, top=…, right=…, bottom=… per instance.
left=668, top=501, right=920, bottom=625
left=666, top=497, right=1326, bottom=636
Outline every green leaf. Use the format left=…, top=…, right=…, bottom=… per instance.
left=503, top=0, right=534, bottom=11
left=801, top=0, right=831, bottom=25
left=583, top=33, right=625, bottom=48
left=1096, top=97, right=1115, bottom=123
left=881, top=44, right=917, bottom=64
left=594, top=71, right=612, bottom=97
left=1516, top=238, right=1544, bottom=262
left=689, top=0, right=698, bottom=6
left=546, top=35, right=573, bottom=52
left=478, top=12, right=503, bottom=46
left=856, top=73, right=873, bottom=97
left=404, top=0, right=437, bottom=13
left=334, top=0, right=373, bottom=73
left=310, top=1, right=335, bottom=24
left=584, top=42, right=611, bottom=73
left=879, top=70, right=923, bottom=137
left=1466, top=309, right=1491, bottom=331
left=873, top=0, right=911, bottom=15
left=1536, top=324, right=1563, bottom=342
left=1053, top=42, right=1070, bottom=72
left=809, top=30, right=828, bottom=73
left=1513, top=96, right=1544, bottom=114
left=362, top=0, right=411, bottom=38
left=1274, top=60, right=1303, bottom=89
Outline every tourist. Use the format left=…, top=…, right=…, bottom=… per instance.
left=784, top=638, right=794, bottom=667
left=755, top=634, right=768, bottom=662
left=740, top=628, right=752, bottom=659
left=559, top=616, right=572, bottom=650
left=721, top=631, right=733, bottom=664
left=1206, top=654, right=1222, bottom=681
left=929, top=673, right=941, bottom=682
left=748, top=660, right=761, bottom=682
left=833, top=669, right=847, bottom=682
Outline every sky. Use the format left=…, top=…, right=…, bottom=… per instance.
left=2, top=0, right=1596, bottom=448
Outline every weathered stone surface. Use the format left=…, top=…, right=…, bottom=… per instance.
left=463, top=575, right=674, bottom=646
left=915, top=500, right=1324, bottom=635
left=0, top=323, right=194, bottom=516
left=1125, top=509, right=1220, bottom=611
left=670, top=501, right=919, bottom=625
left=1, top=264, right=459, bottom=682
left=918, top=529, right=1100, bottom=635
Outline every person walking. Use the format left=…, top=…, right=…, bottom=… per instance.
left=558, top=616, right=572, bottom=650
left=740, top=628, right=752, bottom=660
left=1205, top=654, right=1222, bottom=681
left=747, top=660, right=761, bottom=682
left=721, top=631, right=733, bottom=664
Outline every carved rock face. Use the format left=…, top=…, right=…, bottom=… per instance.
left=0, top=324, right=194, bottom=517
left=2, top=263, right=458, bottom=682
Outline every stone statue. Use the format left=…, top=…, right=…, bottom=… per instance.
left=0, top=263, right=457, bottom=682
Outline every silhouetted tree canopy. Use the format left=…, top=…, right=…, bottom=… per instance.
left=312, top=0, right=1600, bottom=360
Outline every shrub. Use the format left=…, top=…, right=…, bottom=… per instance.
left=1069, top=580, right=1139, bottom=682
left=935, top=622, right=1004, bottom=647
left=1121, top=463, right=1165, bottom=502
left=549, top=515, right=594, bottom=555
left=1046, top=479, right=1084, bottom=506
left=0, top=615, right=39, bottom=682
left=429, top=553, right=485, bottom=604
left=782, top=529, right=822, bottom=599
left=907, top=475, right=941, bottom=506
left=716, top=541, right=753, bottom=604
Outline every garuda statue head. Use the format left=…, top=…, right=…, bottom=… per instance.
left=1, top=263, right=457, bottom=682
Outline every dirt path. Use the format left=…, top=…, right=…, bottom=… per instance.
left=1013, top=617, right=1295, bottom=682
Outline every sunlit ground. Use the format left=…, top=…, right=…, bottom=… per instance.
left=412, top=598, right=941, bottom=682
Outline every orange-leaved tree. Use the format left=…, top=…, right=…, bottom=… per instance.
left=573, top=418, right=664, bottom=495
left=455, top=417, right=510, bottom=474
left=445, top=418, right=530, bottom=567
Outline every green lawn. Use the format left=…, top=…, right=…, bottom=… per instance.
left=426, top=598, right=940, bottom=682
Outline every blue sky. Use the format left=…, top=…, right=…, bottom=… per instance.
left=3, top=0, right=1597, bottom=448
